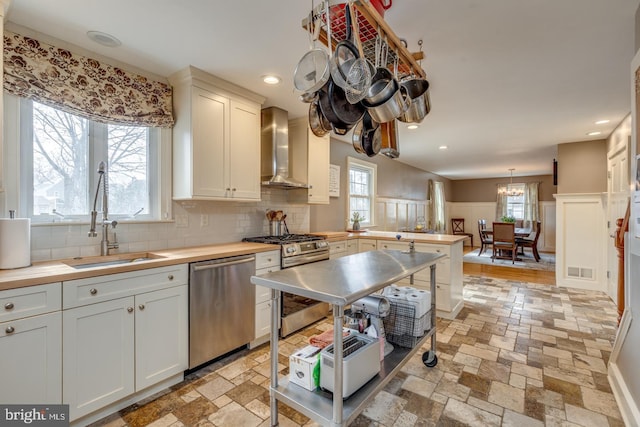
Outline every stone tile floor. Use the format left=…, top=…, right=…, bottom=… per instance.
left=92, top=275, right=622, bottom=426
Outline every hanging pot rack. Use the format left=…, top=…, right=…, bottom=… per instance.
left=301, top=0, right=426, bottom=80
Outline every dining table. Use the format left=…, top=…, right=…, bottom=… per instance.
left=484, top=227, right=532, bottom=237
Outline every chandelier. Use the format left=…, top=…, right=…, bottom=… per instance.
left=498, top=168, right=524, bottom=197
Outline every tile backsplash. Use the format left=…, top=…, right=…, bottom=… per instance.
left=29, top=189, right=310, bottom=262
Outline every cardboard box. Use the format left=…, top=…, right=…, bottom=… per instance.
left=289, top=345, right=321, bottom=391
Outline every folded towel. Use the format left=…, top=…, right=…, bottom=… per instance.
left=309, top=328, right=350, bottom=349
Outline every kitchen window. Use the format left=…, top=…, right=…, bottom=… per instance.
left=347, top=157, right=376, bottom=227
left=4, top=94, right=171, bottom=222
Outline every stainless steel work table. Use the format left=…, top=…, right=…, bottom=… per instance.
left=250, top=249, right=444, bottom=427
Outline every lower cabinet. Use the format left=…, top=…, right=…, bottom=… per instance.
left=329, top=240, right=347, bottom=259
left=62, top=265, right=188, bottom=422
left=251, top=250, right=281, bottom=348
left=375, top=239, right=463, bottom=318
left=0, top=282, right=62, bottom=404
left=0, top=311, right=62, bottom=404
left=358, top=239, right=377, bottom=252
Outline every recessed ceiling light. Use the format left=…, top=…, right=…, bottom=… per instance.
left=86, top=31, right=121, bottom=47
left=439, top=145, right=448, bottom=150
left=407, top=124, right=419, bottom=130
left=587, top=131, right=602, bottom=136
left=595, top=119, right=610, bottom=125
left=262, top=75, right=281, bottom=85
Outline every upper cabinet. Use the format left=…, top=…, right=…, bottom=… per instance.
left=288, top=117, right=330, bottom=204
left=169, top=66, right=265, bottom=201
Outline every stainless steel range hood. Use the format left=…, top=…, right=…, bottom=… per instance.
left=261, top=107, right=309, bottom=189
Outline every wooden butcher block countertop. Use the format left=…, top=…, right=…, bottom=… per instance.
left=0, top=242, right=278, bottom=292
left=313, top=230, right=467, bottom=245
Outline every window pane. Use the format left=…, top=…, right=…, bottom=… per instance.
left=107, top=125, right=150, bottom=215
left=32, top=102, right=89, bottom=216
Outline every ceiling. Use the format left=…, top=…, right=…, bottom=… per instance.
left=5, top=0, right=639, bottom=180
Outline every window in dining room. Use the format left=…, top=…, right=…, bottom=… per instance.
left=505, top=184, right=526, bottom=219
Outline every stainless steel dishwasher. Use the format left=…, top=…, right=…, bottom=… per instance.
left=189, top=254, right=255, bottom=368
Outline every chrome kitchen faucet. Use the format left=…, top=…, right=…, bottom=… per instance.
left=88, top=161, right=119, bottom=255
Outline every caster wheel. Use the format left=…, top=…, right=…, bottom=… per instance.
left=422, top=351, right=438, bottom=368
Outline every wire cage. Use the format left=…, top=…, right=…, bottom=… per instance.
left=383, top=299, right=432, bottom=348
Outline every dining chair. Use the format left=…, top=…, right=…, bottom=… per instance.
left=477, top=219, right=493, bottom=255
left=451, top=218, right=473, bottom=247
left=492, top=222, right=517, bottom=264
left=516, top=221, right=542, bottom=261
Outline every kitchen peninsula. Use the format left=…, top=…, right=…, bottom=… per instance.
left=315, top=230, right=466, bottom=320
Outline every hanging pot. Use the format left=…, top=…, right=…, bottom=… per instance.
left=361, top=112, right=381, bottom=157
left=397, top=78, right=431, bottom=123
left=318, top=77, right=365, bottom=135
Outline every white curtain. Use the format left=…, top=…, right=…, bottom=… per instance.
left=523, top=182, right=540, bottom=228
left=428, top=180, right=446, bottom=232
left=496, top=185, right=508, bottom=219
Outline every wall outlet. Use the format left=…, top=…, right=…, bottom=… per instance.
left=176, top=214, right=188, bottom=228
left=200, top=214, right=209, bottom=227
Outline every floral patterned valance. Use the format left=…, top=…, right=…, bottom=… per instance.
left=3, top=31, right=174, bottom=128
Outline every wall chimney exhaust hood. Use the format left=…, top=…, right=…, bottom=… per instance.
left=261, top=107, right=309, bottom=189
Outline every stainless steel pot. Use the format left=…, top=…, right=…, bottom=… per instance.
left=362, top=85, right=410, bottom=123
left=398, top=78, right=431, bottom=123
left=363, top=67, right=396, bottom=105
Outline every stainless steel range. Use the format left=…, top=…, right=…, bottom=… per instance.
left=243, top=234, right=330, bottom=336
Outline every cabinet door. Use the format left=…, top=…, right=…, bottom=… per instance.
left=135, top=286, right=188, bottom=391
left=0, top=312, right=62, bottom=404
left=329, top=240, right=347, bottom=259
left=192, top=86, right=228, bottom=198
left=347, top=240, right=358, bottom=254
left=229, top=99, right=261, bottom=200
left=255, top=299, right=273, bottom=340
left=307, top=133, right=330, bottom=204
left=63, top=297, right=135, bottom=421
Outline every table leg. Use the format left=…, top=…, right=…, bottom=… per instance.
left=270, top=289, right=279, bottom=426
left=332, top=304, right=344, bottom=426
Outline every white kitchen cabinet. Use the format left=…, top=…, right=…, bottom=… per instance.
left=347, top=239, right=358, bottom=254
left=358, top=238, right=378, bottom=252
left=329, top=240, right=348, bottom=259
left=0, top=282, right=62, bottom=404
left=375, top=239, right=463, bottom=319
left=169, top=66, right=265, bottom=201
left=288, top=117, right=330, bottom=204
left=251, top=250, right=281, bottom=348
left=63, top=265, right=188, bottom=422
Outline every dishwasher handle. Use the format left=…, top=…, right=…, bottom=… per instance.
left=192, top=256, right=256, bottom=272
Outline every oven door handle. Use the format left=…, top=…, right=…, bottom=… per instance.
left=282, top=252, right=329, bottom=268
left=192, top=256, right=256, bottom=271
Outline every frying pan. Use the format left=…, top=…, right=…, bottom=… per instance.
left=361, top=112, right=381, bottom=157
left=318, top=77, right=365, bottom=135
left=330, top=4, right=359, bottom=90
left=308, top=99, right=331, bottom=137
left=351, top=119, right=366, bottom=154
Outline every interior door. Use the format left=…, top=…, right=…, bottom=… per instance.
left=607, top=144, right=630, bottom=302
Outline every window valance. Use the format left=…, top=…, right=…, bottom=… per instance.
left=3, top=31, right=175, bottom=128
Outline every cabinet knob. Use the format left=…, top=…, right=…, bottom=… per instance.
left=138, top=304, right=145, bottom=311
left=90, top=288, right=98, bottom=295
left=4, top=302, right=14, bottom=310
left=5, top=326, right=15, bottom=334
left=127, top=307, right=134, bottom=313
left=168, top=275, right=174, bottom=281
left=232, top=188, right=236, bottom=191
left=267, top=258, right=272, bottom=262
left=226, top=188, right=231, bottom=191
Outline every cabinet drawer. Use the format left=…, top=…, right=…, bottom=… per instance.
left=0, top=283, right=61, bottom=323
left=63, top=265, right=188, bottom=309
left=358, top=239, right=377, bottom=252
left=255, top=250, right=280, bottom=270
left=376, top=240, right=408, bottom=251
left=329, top=240, right=348, bottom=259
left=415, top=243, right=450, bottom=257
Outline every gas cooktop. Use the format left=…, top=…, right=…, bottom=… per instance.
left=242, top=234, right=324, bottom=245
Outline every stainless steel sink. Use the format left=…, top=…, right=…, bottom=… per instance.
left=64, top=253, right=165, bottom=269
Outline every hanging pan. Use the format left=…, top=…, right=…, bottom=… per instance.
left=293, top=0, right=331, bottom=96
